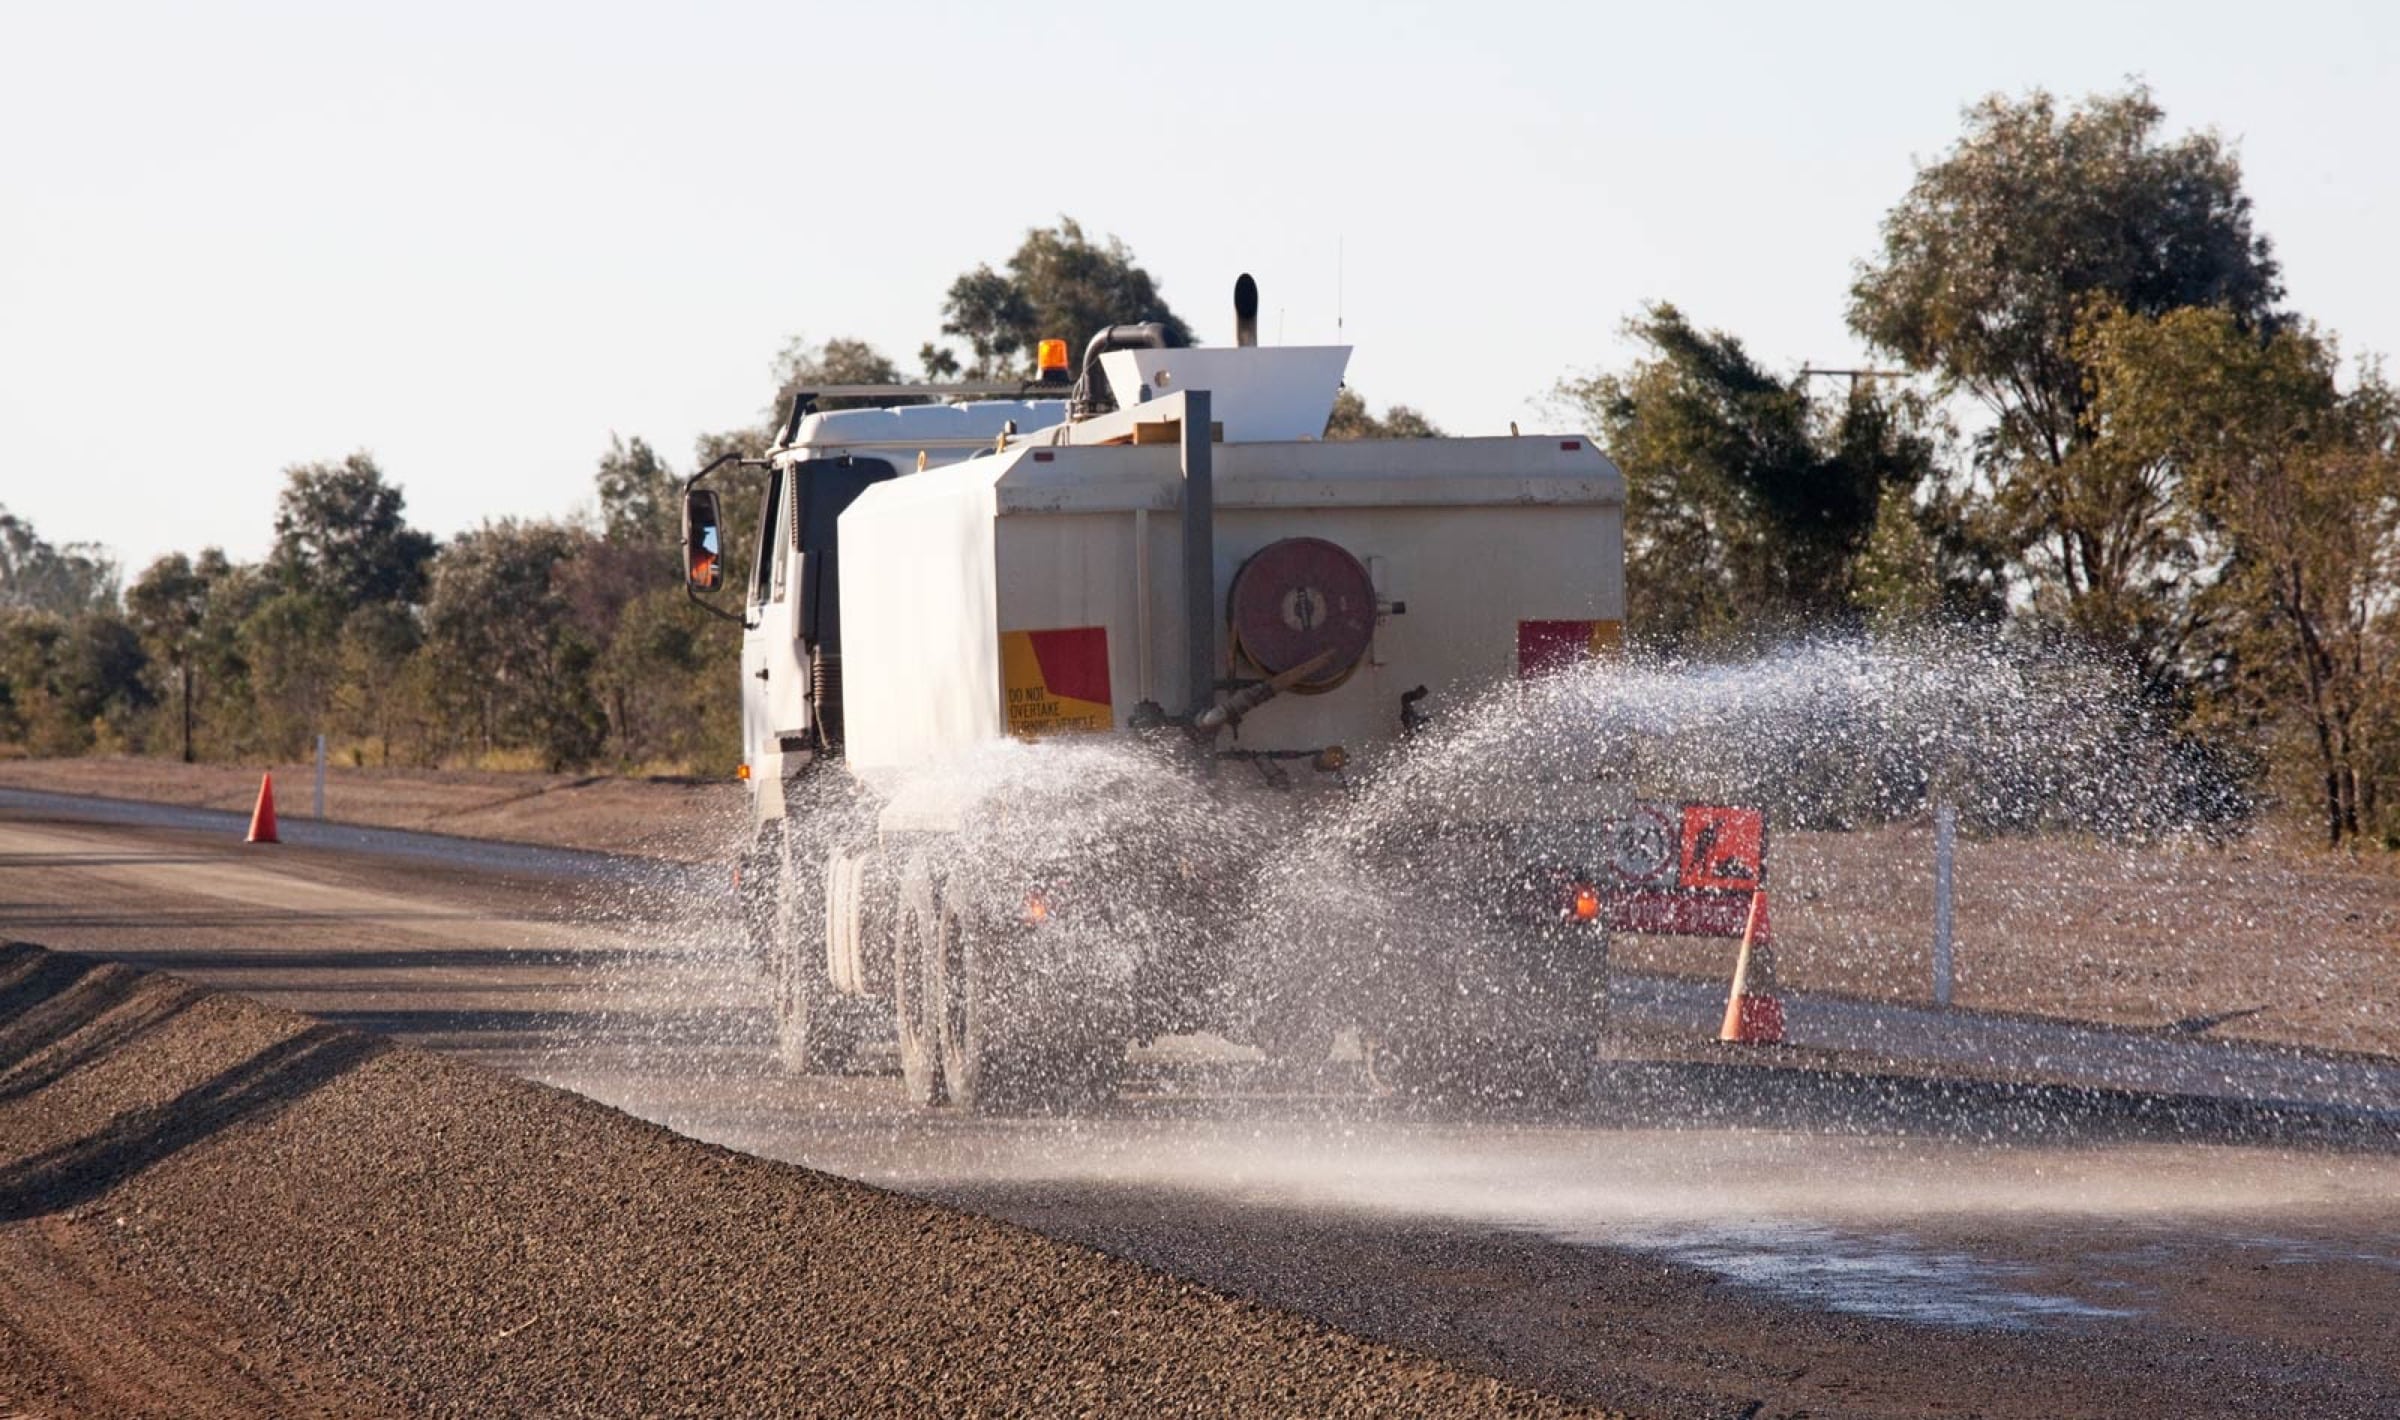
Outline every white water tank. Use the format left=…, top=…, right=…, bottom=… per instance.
left=838, top=427, right=1625, bottom=784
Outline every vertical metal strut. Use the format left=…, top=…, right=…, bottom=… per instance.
left=1181, top=390, right=1216, bottom=724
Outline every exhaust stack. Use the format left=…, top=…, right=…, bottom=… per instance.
left=1234, top=273, right=1259, bottom=348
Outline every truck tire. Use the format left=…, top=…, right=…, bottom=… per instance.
left=765, top=829, right=867, bottom=1074
left=932, top=905, right=1126, bottom=1116
left=736, top=823, right=782, bottom=980
left=1246, top=976, right=1343, bottom=1080
left=772, top=952, right=863, bottom=1075
left=1371, top=1033, right=1597, bottom=1110
left=892, top=855, right=945, bottom=1106
left=1366, top=932, right=1607, bottom=1111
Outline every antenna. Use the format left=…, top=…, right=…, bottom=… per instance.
left=1337, top=235, right=1345, bottom=337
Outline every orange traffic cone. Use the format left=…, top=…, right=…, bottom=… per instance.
left=246, top=772, right=280, bottom=844
left=1718, top=888, right=1785, bottom=1045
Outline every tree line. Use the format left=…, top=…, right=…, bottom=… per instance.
left=0, top=85, right=2392, bottom=844
left=0, top=446, right=728, bottom=775
left=1551, top=85, right=2395, bottom=846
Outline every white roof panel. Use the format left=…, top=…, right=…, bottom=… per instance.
left=792, top=399, right=1069, bottom=453
left=1099, top=346, right=1350, bottom=442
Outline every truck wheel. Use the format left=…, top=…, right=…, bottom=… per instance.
left=1371, top=1033, right=1597, bottom=1111
left=933, top=909, right=1125, bottom=1116
left=930, top=901, right=1027, bottom=1113
left=892, top=856, right=946, bottom=1106
left=736, top=824, right=782, bottom=980
left=769, top=839, right=862, bottom=1074
left=1248, top=986, right=1342, bottom=1082
left=774, top=954, right=865, bottom=1075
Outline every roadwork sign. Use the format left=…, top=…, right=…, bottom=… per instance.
left=1596, top=801, right=1769, bottom=941
left=1679, top=804, right=1765, bottom=891
left=1513, top=803, right=1769, bottom=940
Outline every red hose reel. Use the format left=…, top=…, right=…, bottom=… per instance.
left=1226, top=536, right=1377, bottom=694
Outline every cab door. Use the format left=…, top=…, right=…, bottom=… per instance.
left=740, top=467, right=814, bottom=764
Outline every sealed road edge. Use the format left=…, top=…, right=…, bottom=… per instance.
left=0, top=942, right=1613, bottom=1420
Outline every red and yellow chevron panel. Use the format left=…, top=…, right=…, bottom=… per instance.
left=1000, top=626, right=1113, bottom=737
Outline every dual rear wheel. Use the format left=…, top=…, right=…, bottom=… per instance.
left=1365, top=1032, right=1599, bottom=1109
left=773, top=840, right=1597, bottom=1114
left=893, top=854, right=1127, bottom=1114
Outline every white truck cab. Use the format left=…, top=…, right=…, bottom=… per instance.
left=734, top=398, right=1067, bottom=817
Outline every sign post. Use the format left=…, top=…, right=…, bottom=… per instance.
left=1932, top=801, right=1956, bottom=1007
left=314, top=733, right=328, bottom=821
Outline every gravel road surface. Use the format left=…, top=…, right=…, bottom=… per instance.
left=5, top=789, right=2400, bottom=1417
left=1, top=944, right=1595, bottom=1418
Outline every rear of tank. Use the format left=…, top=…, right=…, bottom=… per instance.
left=836, top=433, right=1628, bottom=783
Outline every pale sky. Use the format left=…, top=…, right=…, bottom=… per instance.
left=4, top=1, right=2393, bottom=577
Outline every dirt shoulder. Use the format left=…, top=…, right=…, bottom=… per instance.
left=0, top=755, right=741, bottom=862
left=0, top=1210, right=399, bottom=1419
left=0, top=942, right=1609, bottom=1419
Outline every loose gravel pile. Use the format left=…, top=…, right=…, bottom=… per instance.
left=0, top=943, right=1613, bottom=1418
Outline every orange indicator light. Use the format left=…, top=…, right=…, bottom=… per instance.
left=1036, top=338, right=1069, bottom=375
left=1571, top=884, right=1602, bottom=922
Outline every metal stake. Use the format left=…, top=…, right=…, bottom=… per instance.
left=1933, top=801, right=1956, bottom=1007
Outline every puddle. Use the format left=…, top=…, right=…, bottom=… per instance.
left=1601, top=1221, right=2139, bottom=1330
left=2229, top=1234, right=2400, bottom=1271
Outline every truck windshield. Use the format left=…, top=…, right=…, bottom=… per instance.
left=750, top=472, right=783, bottom=607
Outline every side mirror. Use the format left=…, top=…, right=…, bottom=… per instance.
left=683, top=488, right=725, bottom=593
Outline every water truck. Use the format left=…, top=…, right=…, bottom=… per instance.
left=682, top=278, right=1738, bottom=1112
